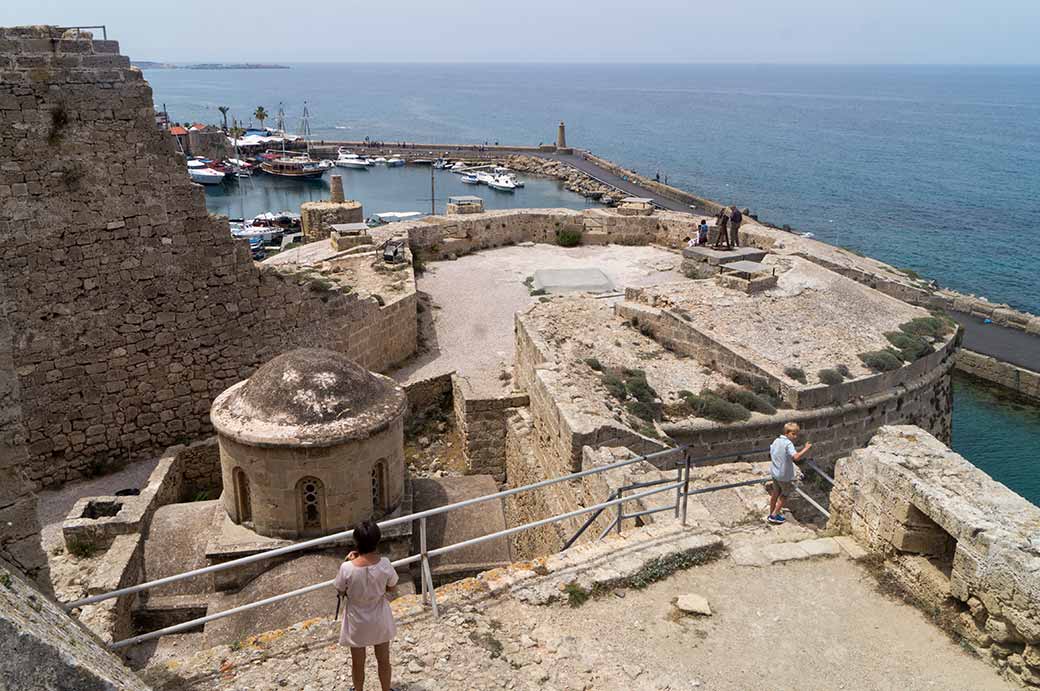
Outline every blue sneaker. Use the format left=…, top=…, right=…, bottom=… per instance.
left=767, top=514, right=785, bottom=524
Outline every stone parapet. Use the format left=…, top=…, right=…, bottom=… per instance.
left=955, top=349, right=1040, bottom=403
left=828, top=425, right=1040, bottom=688
left=0, top=555, right=149, bottom=690
left=452, top=374, right=529, bottom=481
left=300, top=200, right=364, bottom=242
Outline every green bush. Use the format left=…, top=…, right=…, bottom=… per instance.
left=718, top=386, right=776, bottom=415
left=783, top=367, right=807, bottom=384
left=817, top=368, right=845, bottom=386
left=622, top=369, right=656, bottom=403
left=884, top=331, right=934, bottom=361
left=859, top=350, right=903, bottom=372
left=835, top=364, right=852, bottom=379
left=602, top=374, right=627, bottom=401
left=557, top=228, right=582, bottom=247
left=899, top=316, right=948, bottom=339
left=584, top=357, right=603, bottom=371
left=564, top=582, right=590, bottom=607
left=729, top=372, right=784, bottom=408
left=679, top=390, right=751, bottom=423
left=626, top=400, right=658, bottom=422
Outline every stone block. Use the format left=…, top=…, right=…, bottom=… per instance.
left=0, top=558, right=149, bottom=690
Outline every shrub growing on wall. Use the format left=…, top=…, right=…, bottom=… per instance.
left=783, top=367, right=807, bottom=384
left=818, top=368, right=845, bottom=386
left=557, top=228, right=582, bottom=247
left=678, top=389, right=751, bottom=423
left=859, top=350, right=903, bottom=372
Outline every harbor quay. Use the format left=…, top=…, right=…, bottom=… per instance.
left=1, top=25, right=1039, bottom=691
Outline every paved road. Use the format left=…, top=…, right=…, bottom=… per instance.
left=542, top=151, right=697, bottom=212
left=948, top=311, right=1040, bottom=372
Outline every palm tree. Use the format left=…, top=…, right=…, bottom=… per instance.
left=254, top=106, right=268, bottom=131
left=218, top=106, right=230, bottom=131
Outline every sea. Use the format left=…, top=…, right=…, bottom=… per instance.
left=144, top=63, right=1040, bottom=504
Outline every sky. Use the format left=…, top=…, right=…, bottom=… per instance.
left=3, top=0, right=1040, bottom=64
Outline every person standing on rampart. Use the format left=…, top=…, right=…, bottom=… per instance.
left=728, top=206, right=742, bottom=247
left=768, top=422, right=812, bottom=524
left=713, top=209, right=730, bottom=249
left=335, top=520, right=399, bottom=691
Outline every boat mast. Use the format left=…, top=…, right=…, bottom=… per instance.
left=299, top=101, right=312, bottom=158
left=276, top=102, right=286, bottom=155
left=430, top=165, right=435, bottom=215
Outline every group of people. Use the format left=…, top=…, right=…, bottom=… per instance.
left=686, top=205, right=744, bottom=249
left=335, top=421, right=809, bottom=689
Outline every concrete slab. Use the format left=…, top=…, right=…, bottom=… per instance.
left=681, top=245, right=767, bottom=265
left=721, top=259, right=771, bottom=275
left=411, top=476, right=511, bottom=583
left=798, top=537, right=841, bottom=557
left=532, top=268, right=615, bottom=294
left=142, top=501, right=221, bottom=598
left=760, top=541, right=810, bottom=563
left=730, top=546, right=770, bottom=567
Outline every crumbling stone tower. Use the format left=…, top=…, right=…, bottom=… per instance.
left=0, top=26, right=415, bottom=493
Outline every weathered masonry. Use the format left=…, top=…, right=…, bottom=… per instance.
left=0, top=27, right=417, bottom=489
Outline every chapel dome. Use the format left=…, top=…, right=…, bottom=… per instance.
left=210, top=348, right=407, bottom=447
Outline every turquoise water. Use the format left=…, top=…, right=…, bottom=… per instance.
left=953, top=375, right=1040, bottom=506
left=144, top=64, right=1040, bottom=504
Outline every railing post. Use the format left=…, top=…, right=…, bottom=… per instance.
left=680, top=450, right=691, bottom=526
left=674, top=450, right=684, bottom=518
left=616, top=487, right=623, bottom=535
left=419, top=517, right=438, bottom=618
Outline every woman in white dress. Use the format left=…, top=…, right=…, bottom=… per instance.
left=335, top=520, right=399, bottom=691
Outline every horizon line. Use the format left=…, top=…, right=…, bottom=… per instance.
left=134, top=59, right=1040, bottom=68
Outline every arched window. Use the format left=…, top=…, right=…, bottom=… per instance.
left=296, top=477, right=326, bottom=535
left=233, top=467, right=252, bottom=524
left=371, top=461, right=387, bottom=515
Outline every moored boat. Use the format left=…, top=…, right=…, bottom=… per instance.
left=487, top=175, right=517, bottom=192
left=460, top=173, right=480, bottom=184
left=386, top=156, right=405, bottom=167
left=334, top=153, right=373, bottom=169
left=186, top=159, right=226, bottom=185
left=259, top=154, right=327, bottom=178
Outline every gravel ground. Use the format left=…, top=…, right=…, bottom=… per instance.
left=391, top=243, right=685, bottom=392
left=144, top=554, right=1013, bottom=691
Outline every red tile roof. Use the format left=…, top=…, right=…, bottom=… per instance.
left=169, top=126, right=188, bottom=136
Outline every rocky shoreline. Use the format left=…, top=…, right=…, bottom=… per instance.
left=506, top=155, right=621, bottom=205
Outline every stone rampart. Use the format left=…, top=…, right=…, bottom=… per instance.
left=0, top=264, right=48, bottom=586
left=956, top=350, right=1040, bottom=403
left=617, top=295, right=961, bottom=411
left=451, top=375, right=528, bottom=482
left=0, top=28, right=416, bottom=489
left=828, top=426, right=1040, bottom=688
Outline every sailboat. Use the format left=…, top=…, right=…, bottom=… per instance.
left=259, top=101, right=327, bottom=179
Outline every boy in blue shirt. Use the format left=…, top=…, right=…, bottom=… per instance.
left=768, top=422, right=812, bottom=524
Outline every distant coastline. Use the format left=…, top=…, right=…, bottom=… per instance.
left=133, top=61, right=290, bottom=70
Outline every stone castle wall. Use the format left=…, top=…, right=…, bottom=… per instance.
left=956, top=349, right=1040, bottom=403
left=829, top=426, right=1040, bottom=688
left=0, top=268, right=48, bottom=585
left=0, top=28, right=415, bottom=489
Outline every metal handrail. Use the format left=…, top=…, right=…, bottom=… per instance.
left=66, top=444, right=685, bottom=612
left=108, top=480, right=681, bottom=650
left=55, top=25, right=107, bottom=40
left=563, top=447, right=770, bottom=547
